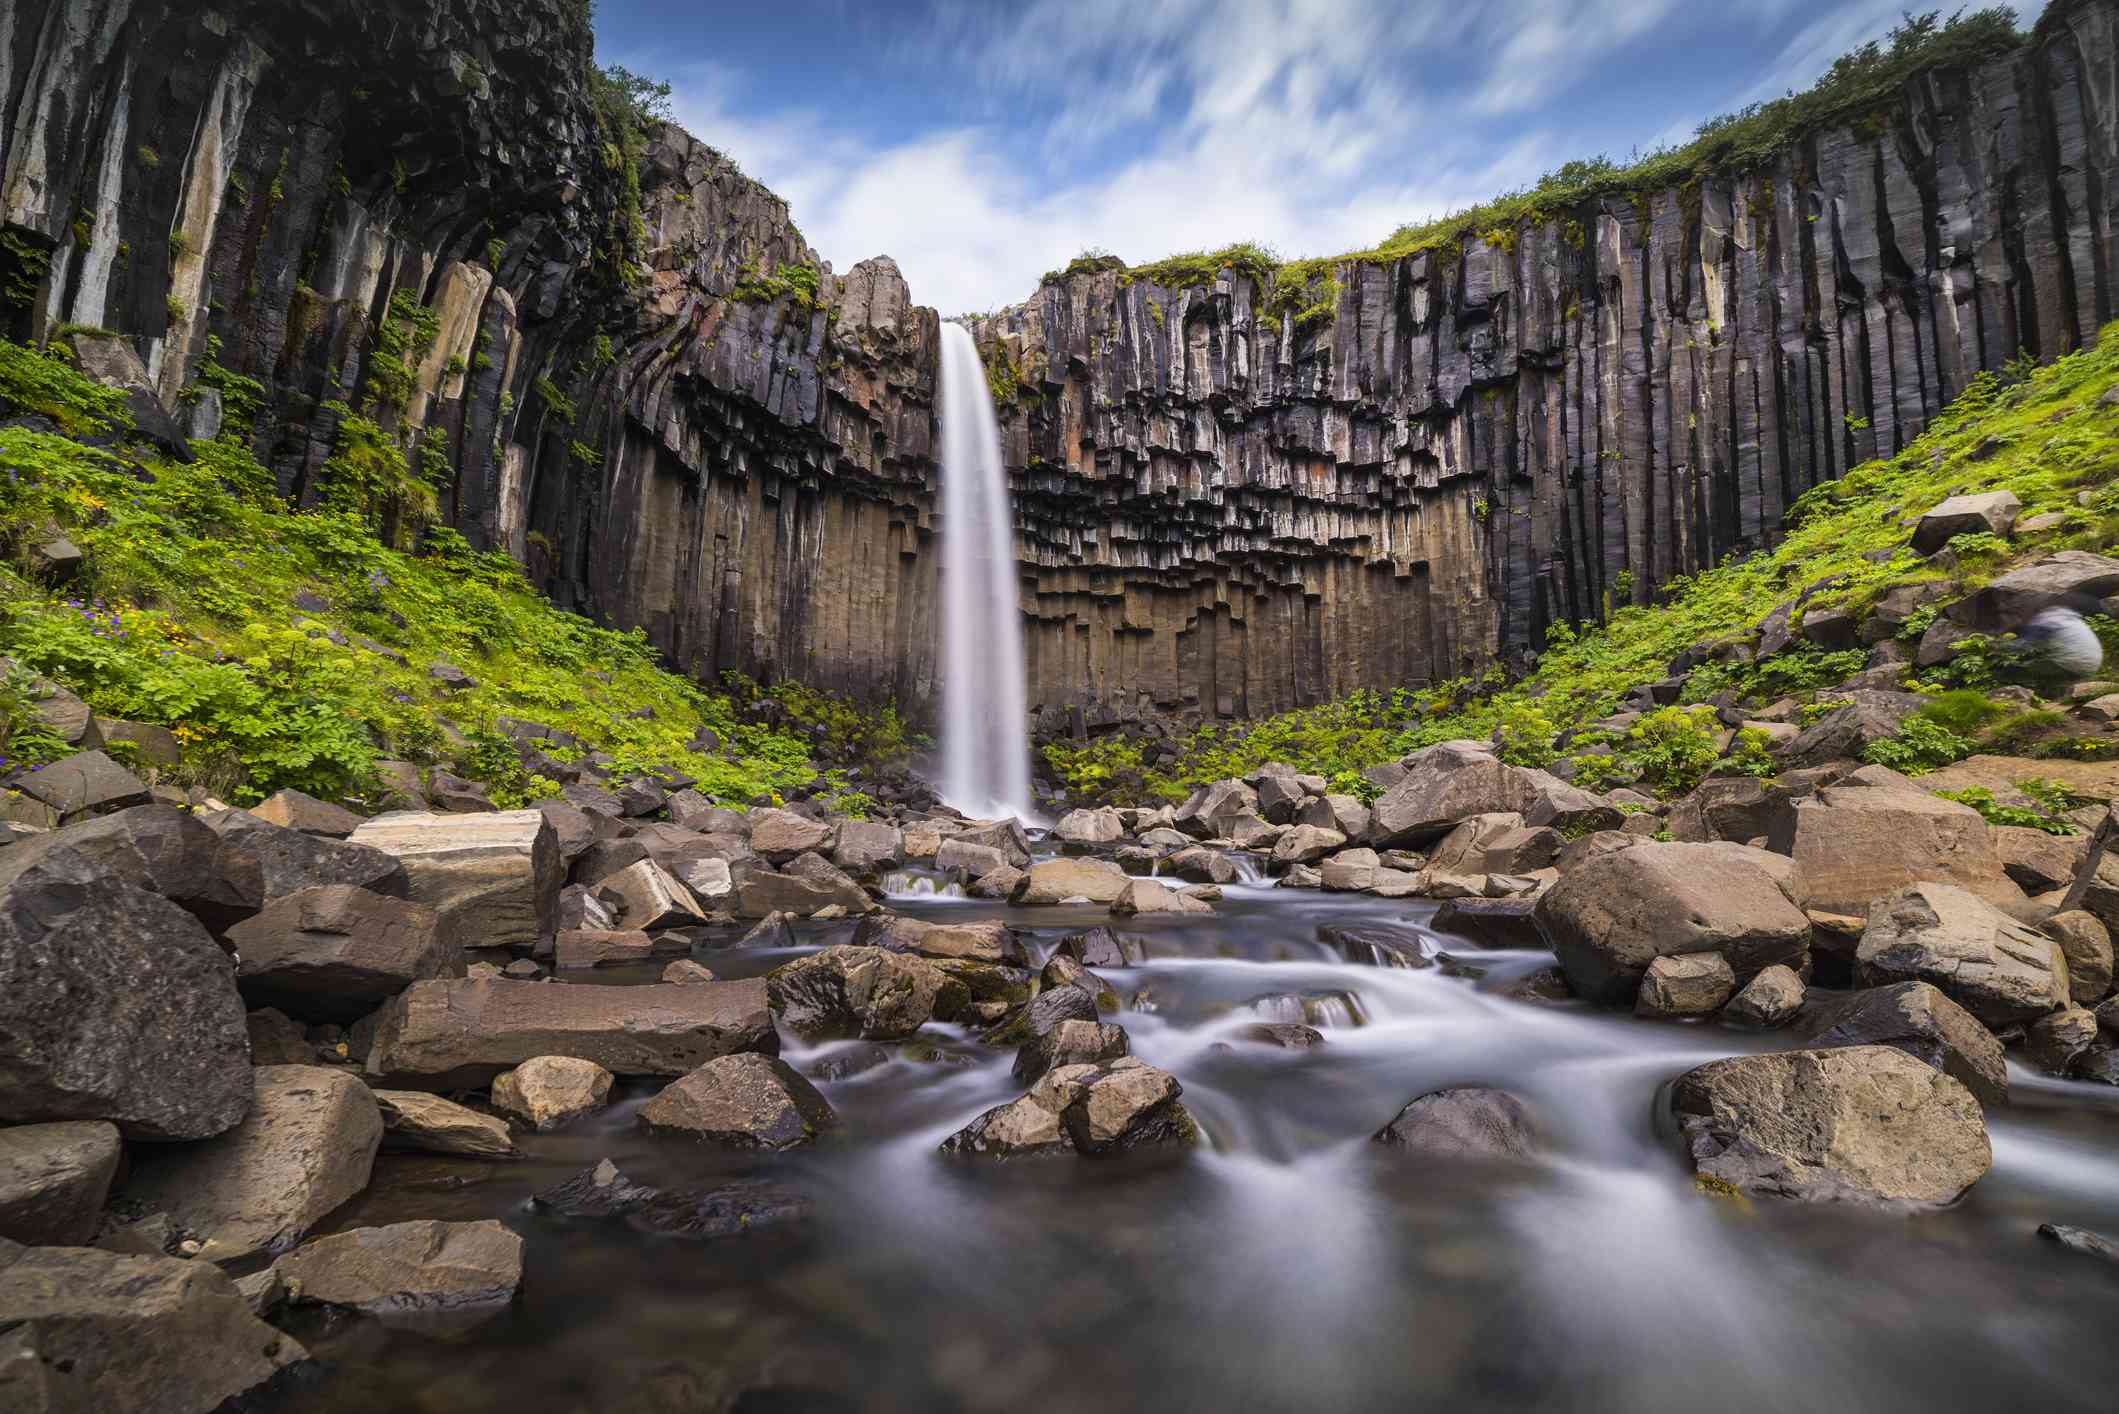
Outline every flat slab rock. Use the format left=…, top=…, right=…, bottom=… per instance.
left=374, top=1090, right=518, bottom=1158
left=365, top=977, right=775, bottom=1089
left=271, top=1218, right=523, bottom=1331
left=348, top=810, right=560, bottom=955
left=1672, top=1045, right=1992, bottom=1207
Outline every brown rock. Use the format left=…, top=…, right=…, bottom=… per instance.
left=639, top=1053, right=838, bottom=1149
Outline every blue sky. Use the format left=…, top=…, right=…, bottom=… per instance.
left=596, top=0, right=2046, bottom=316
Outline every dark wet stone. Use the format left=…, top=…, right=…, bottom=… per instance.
left=1374, top=1087, right=1537, bottom=1160
left=1317, top=923, right=1429, bottom=968
left=1053, top=925, right=1147, bottom=967
left=2039, top=1222, right=2119, bottom=1266
left=1431, top=895, right=1544, bottom=949
left=530, top=1159, right=811, bottom=1240
left=1234, top=1022, right=1325, bottom=1049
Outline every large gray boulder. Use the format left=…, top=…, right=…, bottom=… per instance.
left=593, top=858, right=707, bottom=931
left=1946, top=550, right=2119, bottom=632
left=1372, top=1088, right=1537, bottom=1159
left=0, top=849, right=251, bottom=1140
left=1671, top=1046, right=1992, bottom=1206
left=1857, top=883, right=2070, bottom=1026
left=1912, top=490, right=2020, bottom=555
left=0, top=804, right=262, bottom=933
left=1053, top=808, right=1125, bottom=846
left=0, top=1121, right=121, bottom=1245
left=951, top=818, right=1033, bottom=868
left=830, top=819, right=902, bottom=877
left=1297, top=793, right=1371, bottom=839
left=1011, top=856, right=1130, bottom=905
left=0, top=1242, right=308, bottom=1411
left=852, top=914, right=1025, bottom=965
left=347, top=810, right=560, bottom=953
left=1769, top=779, right=2023, bottom=916
left=1774, top=691, right=1924, bottom=769
left=639, top=1054, right=839, bottom=1150
left=227, top=885, right=455, bottom=1023
left=1012, top=1018, right=1130, bottom=1085
left=1535, top=842, right=1808, bottom=1005
left=1635, top=953, right=1737, bottom=1018
left=270, top=1219, right=522, bottom=1328
left=201, top=808, right=409, bottom=909
left=940, top=1058, right=1196, bottom=1158
left=735, top=860, right=872, bottom=918
left=767, top=945, right=965, bottom=1041
left=122, top=1066, right=382, bottom=1264
left=1173, top=779, right=1260, bottom=839
left=746, top=808, right=834, bottom=862
left=364, top=978, right=773, bottom=1089
left=9, top=750, right=150, bottom=823
left=1367, top=742, right=1542, bottom=846
left=1799, top=981, right=2009, bottom=1107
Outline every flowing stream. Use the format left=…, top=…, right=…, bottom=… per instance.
left=935, top=322, right=1032, bottom=821
left=291, top=868, right=2119, bottom=1414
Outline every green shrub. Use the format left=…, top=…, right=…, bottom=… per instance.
left=1720, top=727, right=1778, bottom=779
left=1861, top=715, right=1970, bottom=775
left=1492, top=700, right=1558, bottom=768
left=1628, top=706, right=1722, bottom=796
left=1933, top=785, right=2077, bottom=835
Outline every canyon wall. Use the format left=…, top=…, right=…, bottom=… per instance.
left=3, top=0, right=2118, bottom=733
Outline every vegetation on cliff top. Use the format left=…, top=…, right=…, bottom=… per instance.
left=0, top=336, right=838, bottom=809
left=1045, top=321, right=2119, bottom=804
left=1046, top=9, right=2026, bottom=310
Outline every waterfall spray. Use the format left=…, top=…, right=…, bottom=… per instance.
left=936, top=322, right=1033, bottom=821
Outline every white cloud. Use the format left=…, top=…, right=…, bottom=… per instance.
left=643, top=0, right=2023, bottom=316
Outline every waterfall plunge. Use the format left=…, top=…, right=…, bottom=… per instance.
left=937, top=322, right=1033, bottom=821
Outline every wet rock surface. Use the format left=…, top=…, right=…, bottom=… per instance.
left=1373, top=1088, right=1538, bottom=1160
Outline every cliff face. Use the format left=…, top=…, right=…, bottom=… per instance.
left=4, top=0, right=2119, bottom=736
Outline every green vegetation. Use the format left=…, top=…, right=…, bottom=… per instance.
left=1047, top=316, right=2119, bottom=804
left=730, top=259, right=822, bottom=310
left=0, top=337, right=828, bottom=808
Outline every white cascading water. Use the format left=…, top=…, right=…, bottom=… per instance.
left=936, top=321, right=1033, bottom=821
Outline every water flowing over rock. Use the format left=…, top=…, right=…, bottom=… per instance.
left=938, top=321, right=1032, bottom=818
left=1373, top=1088, right=1538, bottom=1159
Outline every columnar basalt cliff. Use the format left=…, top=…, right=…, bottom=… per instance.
left=4, top=0, right=2119, bottom=735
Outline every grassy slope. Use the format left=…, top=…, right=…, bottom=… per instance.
left=1046, top=325, right=2119, bottom=804
left=0, top=337, right=827, bottom=808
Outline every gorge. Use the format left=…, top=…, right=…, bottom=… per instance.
left=9, top=1, right=2119, bottom=737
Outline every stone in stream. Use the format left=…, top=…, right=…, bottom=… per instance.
left=1163, top=845, right=1238, bottom=883
left=936, top=837, right=1009, bottom=879
left=531, top=1158, right=812, bottom=1241
left=1054, top=925, right=1148, bottom=967
left=1535, top=841, right=1809, bottom=1006
left=1110, top=878, right=1212, bottom=915
left=1431, top=896, right=1543, bottom=949
left=740, top=910, right=800, bottom=948
left=1271, top=824, right=1345, bottom=866
left=1799, top=981, right=2009, bottom=1108
left=1245, top=991, right=1365, bottom=1028
left=940, top=1058, right=1197, bottom=1159
left=852, top=913, right=1026, bottom=965
left=269, top=1219, right=523, bottom=1331
left=969, top=864, right=1026, bottom=899
left=594, top=858, right=708, bottom=931
left=490, top=1056, right=615, bottom=1131
left=1040, top=954, right=1119, bottom=1012
left=767, top=945, right=967, bottom=1041
left=639, top=1054, right=839, bottom=1149
left=0, top=847, right=252, bottom=1141
left=1012, top=1019, right=1130, bottom=1085
left=348, top=810, right=561, bottom=954
left=1054, top=807, right=1125, bottom=846
left=1856, top=882, right=2070, bottom=1026
left=1317, top=922, right=1430, bottom=968
left=1235, top=1022, right=1326, bottom=1049
left=736, top=859, right=873, bottom=918
left=1671, top=1045, right=1992, bottom=1206
left=1634, top=954, right=1737, bottom=1018
left=1373, top=1088, right=1538, bottom=1160
left=1012, top=856, right=1131, bottom=905
left=0, top=1242, right=309, bottom=1410
left=2024, top=1006, right=2101, bottom=1074
left=373, top=1091, right=518, bottom=1158
left=2038, top=1222, right=2119, bottom=1267
left=0, top=1120, right=122, bottom=1245
left=1723, top=965, right=1806, bottom=1028
left=227, top=885, right=455, bottom=1023
left=364, top=977, right=775, bottom=1088
left=121, top=1065, right=383, bottom=1264
left=662, top=959, right=717, bottom=983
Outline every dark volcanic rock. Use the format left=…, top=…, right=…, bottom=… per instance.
left=228, top=885, right=456, bottom=1022
left=1373, top=1088, right=1537, bottom=1159
left=532, top=1158, right=813, bottom=1240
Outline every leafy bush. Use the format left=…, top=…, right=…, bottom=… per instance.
left=1720, top=727, right=1778, bottom=779
left=1861, top=715, right=1970, bottom=775
left=1933, top=785, right=2078, bottom=836
left=1491, top=700, right=1558, bottom=768
left=1628, top=706, right=1723, bottom=796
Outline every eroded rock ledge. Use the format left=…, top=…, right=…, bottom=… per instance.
left=4, top=0, right=2119, bottom=729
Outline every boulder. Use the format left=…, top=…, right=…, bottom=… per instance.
left=830, top=819, right=902, bottom=876
left=1912, top=490, right=2021, bottom=555
left=952, top=819, right=1033, bottom=868
left=554, top=928, right=656, bottom=968
left=1173, top=779, right=1259, bottom=838
left=1040, top=954, right=1119, bottom=1012
left=9, top=750, right=150, bottom=823
left=1800, top=981, right=2008, bottom=1107
left=227, top=885, right=454, bottom=1023
left=1536, top=842, right=1809, bottom=1006
left=1666, top=777, right=1778, bottom=845
left=638, top=1054, right=838, bottom=1150
left=1946, top=550, right=2119, bottom=632
left=2042, top=909, right=2114, bottom=1004
left=0, top=1243, right=307, bottom=1411
left=1373, top=1087, right=1537, bottom=1159
left=250, top=788, right=363, bottom=839
left=1054, top=926, right=1148, bottom=968
left=940, top=1057, right=1196, bottom=1158
left=1296, top=793, right=1371, bottom=839
left=1163, top=846, right=1238, bottom=883
left=1255, top=775, right=1308, bottom=824
left=0, top=1121, right=121, bottom=1245
left=200, top=807, right=410, bottom=914
left=373, top=1090, right=516, bottom=1158
left=969, top=864, right=1025, bottom=899
left=767, top=945, right=965, bottom=1041
left=0, top=803, right=262, bottom=933
left=1857, top=883, right=2070, bottom=1026
left=1723, top=964, right=1806, bottom=1028
left=365, top=977, right=774, bottom=1088
left=529, top=1159, right=811, bottom=1241
left=1270, top=824, right=1346, bottom=866
left=534, top=798, right=599, bottom=865
left=747, top=808, right=834, bottom=862
left=853, top=914, right=1024, bottom=965
left=935, top=837, right=1008, bottom=879
left=271, top=1218, right=522, bottom=1326
left=1236, top=1022, right=1326, bottom=1048
left=2039, top=1222, right=2119, bottom=1266
left=1012, top=1018, right=1130, bottom=1085
left=1317, top=848, right=1422, bottom=896
left=491, top=1056, right=613, bottom=1131
left=1992, top=826, right=2085, bottom=896
left=347, top=811, right=560, bottom=954
left=1671, top=1046, right=1992, bottom=1206
left=662, top=959, right=716, bottom=984
left=1774, top=691, right=1924, bottom=769
left=593, top=858, right=706, bottom=931
left=1053, top=808, right=1125, bottom=846
left=1367, top=743, right=1542, bottom=846
left=1522, top=773, right=1625, bottom=834
left=1110, top=878, right=1212, bottom=916
left=0, top=850, right=251, bottom=1140
left=122, top=1066, right=382, bottom=1263
left=1011, top=856, right=1130, bottom=905
left=1431, top=896, right=1544, bottom=949
left=1318, top=922, right=1428, bottom=968
left=670, top=854, right=734, bottom=903
left=1424, top=812, right=1522, bottom=875
left=1635, top=953, right=1738, bottom=1018
left=615, top=776, right=668, bottom=818
left=1768, top=780, right=2023, bottom=917
left=2026, top=1006, right=2101, bottom=1073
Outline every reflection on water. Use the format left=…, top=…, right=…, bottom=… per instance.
left=286, top=878, right=2119, bottom=1413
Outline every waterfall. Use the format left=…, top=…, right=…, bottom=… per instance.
left=937, top=322, right=1033, bottom=821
